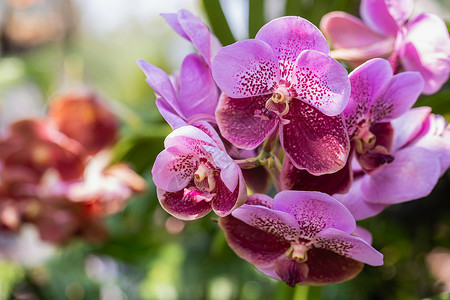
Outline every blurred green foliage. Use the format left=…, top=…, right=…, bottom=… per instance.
left=0, top=0, right=449, bottom=299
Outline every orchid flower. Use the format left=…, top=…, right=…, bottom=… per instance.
left=152, top=125, right=246, bottom=220
left=212, top=16, right=351, bottom=175
left=219, top=192, right=383, bottom=286
left=320, top=0, right=450, bottom=94
left=137, top=10, right=220, bottom=130
left=281, top=58, right=423, bottom=194
left=335, top=107, right=447, bottom=220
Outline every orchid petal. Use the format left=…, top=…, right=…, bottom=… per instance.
left=178, top=9, right=212, bottom=65
left=372, top=71, right=423, bottom=123
left=362, top=147, right=441, bottom=205
left=256, top=16, right=329, bottom=80
left=216, top=94, right=278, bottom=150
left=345, top=58, right=393, bottom=136
left=352, top=226, right=373, bottom=245
left=391, top=107, right=431, bottom=151
left=400, top=13, right=450, bottom=95
left=314, top=228, right=383, bottom=266
left=157, top=187, right=212, bottom=220
left=164, top=125, right=217, bottom=151
left=280, top=100, right=350, bottom=175
left=232, top=204, right=301, bottom=243
left=152, top=145, right=199, bottom=193
left=219, top=215, right=290, bottom=267
left=244, top=193, right=274, bottom=209
left=275, top=259, right=309, bottom=287
left=320, top=12, right=390, bottom=50
left=242, top=166, right=271, bottom=194
left=155, top=97, right=187, bottom=129
left=161, top=12, right=190, bottom=40
left=212, top=39, right=280, bottom=98
left=212, top=170, right=246, bottom=217
left=179, top=54, right=218, bottom=118
left=281, top=155, right=352, bottom=195
left=360, top=0, right=401, bottom=36
left=273, top=191, right=356, bottom=239
left=302, top=248, right=363, bottom=285
left=334, top=177, right=386, bottom=220
left=137, top=59, right=183, bottom=117
left=292, top=50, right=350, bottom=116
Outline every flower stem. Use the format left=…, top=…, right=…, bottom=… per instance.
left=293, top=285, right=310, bottom=300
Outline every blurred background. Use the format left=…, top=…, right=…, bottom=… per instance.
left=0, top=0, right=450, bottom=299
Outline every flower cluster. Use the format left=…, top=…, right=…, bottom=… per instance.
left=140, top=3, right=450, bottom=287
left=0, top=91, right=146, bottom=244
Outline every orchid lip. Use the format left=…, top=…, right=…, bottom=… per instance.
left=265, top=86, right=292, bottom=117
left=355, top=126, right=376, bottom=154
left=194, top=163, right=216, bottom=192
left=285, top=243, right=309, bottom=263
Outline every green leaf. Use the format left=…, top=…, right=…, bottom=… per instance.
left=249, top=0, right=265, bottom=38
left=202, top=0, right=236, bottom=45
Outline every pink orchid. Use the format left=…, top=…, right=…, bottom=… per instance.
left=281, top=58, right=423, bottom=194
left=335, top=107, right=448, bottom=220
left=219, top=192, right=383, bottom=287
left=152, top=125, right=246, bottom=220
left=320, top=0, right=450, bottom=94
left=212, top=16, right=351, bottom=175
left=137, top=10, right=220, bottom=130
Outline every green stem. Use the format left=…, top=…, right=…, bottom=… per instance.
left=293, top=285, right=310, bottom=300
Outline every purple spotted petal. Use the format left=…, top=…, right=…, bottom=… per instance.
left=212, top=39, right=280, bottom=98
left=152, top=145, right=199, bottom=193
left=232, top=204, right=301, bottom=243
left=244, top=193, right=274, bottom=209
left=362, top=147, right=441, bottom=205
left=391, top=107, right=431, bottom=151
left=313, top=228, right=383, bottom=266
left=179, top=54, right=218, bottom=118
left=212, top=169, right=246, bottom=217
left=242, top=166, right=271, bottom=194
left=292, top=50, right=350, bottom=116
left=155, top=97, right=187, bottom=129
left=218, top=215, right=290, bottom=267
left=281, top=155, right=352, bottom=195
left=345, top=59, right=393, bottom=136
left=334, top=177, right=387, bottom=220
left=256, top=16, right=329, bottom=80
left=280, top=100, right=350, bottom=175
left=320, top=12, right=390, bottom=50
left=400, top=13, right=450, bottom=95
left=371, top=71, right=423, bottom=123
left=216, top=94, right=278, bottom=150
left=273, top=191, right=356, bottom=240
left=137, top=59, right=184, bottom=117
left=360, top=0, right=401, bottom=36
left=352, top=226, right=373, bottom=245
left=164, top=125, right=217, bottom=151
left=157, top=186, right=212, bottom=220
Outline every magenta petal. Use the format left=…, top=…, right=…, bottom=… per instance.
left=391, top=107, right=431, bottom=151
left=281, top=155, right=352, bottom=195
left=201, top=144, right=238, bottom=192
left=314, top=228, right=383, bottom=266
left=137, top=59, right=183, bottom=116
left=179, top=54, right=218, bottom=118
left=352, top=226, right=373, bottom=245
left=275, top=259, right=309, bottom=287
left=152, top=145, right=199, bottom=193
left=212, top=39, right=280, bottom=98
left=161, top=12, right=190, bottom=40
left=216, top=94, right=278, bottom=150
left=281, top=100, right=350, bottom=175
left=334, top=177, right=387, bottom=220
left=360, top=0, right=401, bottom=36
left=157, top=187, right=212, bottom=220
left=273, top=191, right=356, bottom=239
left=372, top=71, right=423, bottom=123
left=362, top=147, right=441, bottom=205
left=293, top=50, right=350, bottom=116
left=242, top=166, right=271, bottom=194
left=400, top=13, right=450, bottom=95
left=155, top=97, right=188, bottom=129
left=256, top=16, right=330, bottom=79
left=232, top=204, right=301, bottom=243
left=212, top=170, right=246, bottom=217
left=244, top=193, right=274, bottom=209
left=218, top=215, right=290, bottom=267
left=320, top=12, right=390, bottom=50
left=178, top=9, right=213, bottom=65
left=164, top=126, right=217, bottom=151
left=345, top=58, right=393, bottom=136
